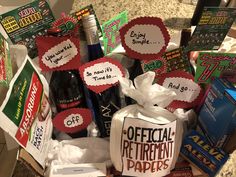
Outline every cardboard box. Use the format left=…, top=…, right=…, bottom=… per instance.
left=180, top=130, right=229, bottom=177
left=198, top=78, right=236, bottom=147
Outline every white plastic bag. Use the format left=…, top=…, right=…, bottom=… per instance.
left=110, top=71, right=184, bottom=177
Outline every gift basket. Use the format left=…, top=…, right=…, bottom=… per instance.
left=0, top=0, right=236, bottom=177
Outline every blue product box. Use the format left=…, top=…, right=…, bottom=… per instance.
left=198, top=78, right=236, bottom=147
left=181, top=130, right=228, bottom=177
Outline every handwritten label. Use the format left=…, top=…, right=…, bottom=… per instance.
left=163, top=78, right=200, bottom=102
left=195, top=52, right=236, bottom=84
left=36, top=36, right=81, bottom=71
left=157, top=71, right=203, bottom=110
left=121, top=118, right=176, bottom=177
left=53, top=108, right=92, bottom=133
left=64, top=114, right=83, bottom=128
left=120, top=17, right=170, bottom=60
left=79, top=57, right=124, bottom=93
left=102, top=11, right=128, bottom=55
left=42, top=39, right=77, bottom=68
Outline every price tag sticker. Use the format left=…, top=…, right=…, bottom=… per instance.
left=79, top=57, right=125, bottom=93
left=157, top=71, right=203, bottom=110
left=120, top=17, right=170, bottom=60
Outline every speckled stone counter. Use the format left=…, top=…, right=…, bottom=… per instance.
left=72, top=0, right=195, bottom=35
left=72, top=1, right=236, bottom=177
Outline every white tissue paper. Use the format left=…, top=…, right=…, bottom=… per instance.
left=110, top=71, right=184, bottom=177
left=46, top=137, right=110, bottom=177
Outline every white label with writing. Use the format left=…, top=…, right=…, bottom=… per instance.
left=121, top=117, right=177, bottom=177
left=162, top=78, right=201, bottom=102
left=42, top=39, right=78, bottom=68
left=83, top=62, right=123, bottom=86
left=64, top=114, right=83, bottom=128
left=124, top=24, right=165, bottom=54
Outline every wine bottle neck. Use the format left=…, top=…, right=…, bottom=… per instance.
left=84, top=26, right=100, bottom=45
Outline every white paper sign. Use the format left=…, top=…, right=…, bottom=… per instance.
left=83, top=62, right=123, bottom=86
left=64, top=114, right=83, bottom=128
left=124, top=24, right=165, bottom=54
left=42, top=39, right=78, bottom=68
left=121, top=117, right=176, bottom=177
left=163, top=78, right=201, bottom=102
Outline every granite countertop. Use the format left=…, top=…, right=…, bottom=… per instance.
left=72, top=0, right=195, bottom=35
left=72, top=0, right=236, bottom=177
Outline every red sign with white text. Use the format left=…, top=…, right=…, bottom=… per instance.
left=36, top=36, right=81, bottom=71
left=15, top=73, right=43, bottom=147
left=53, top=108, right=92, bottom=133
left=120, top=17, right=170, bottom=60
left=79, top=57, right=125, bottom=93
left=157, top=71, right=203, bottom=110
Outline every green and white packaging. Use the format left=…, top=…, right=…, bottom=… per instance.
left=0, top=55, right=53, bottom=168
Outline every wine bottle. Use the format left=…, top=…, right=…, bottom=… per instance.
left=82, top=15, right=122, bottom=137
left=50, top=70, right=87, bottom=112
left=47, top=29, right=88, bottom=138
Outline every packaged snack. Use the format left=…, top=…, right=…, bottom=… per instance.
left=110, top=71, right=183, bottom=177
left=0, top=55, right=53, bottom=168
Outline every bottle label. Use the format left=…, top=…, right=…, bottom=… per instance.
left=100, top=101, right=120, bottom=136
left=57, top=100, right=81, bottom=110
left=36, top=36, right=81, bottom=72
left=119, top=17, right=170, bottom=60
left=56, top=92, right=84, bottom=110
left=79, top=57, right=125, bottom=93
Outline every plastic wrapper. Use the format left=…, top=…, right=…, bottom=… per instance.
left=110, top=71, right=184, bottom=177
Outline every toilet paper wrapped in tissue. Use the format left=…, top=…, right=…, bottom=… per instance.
left=110, top=71, right=184, bottom=177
